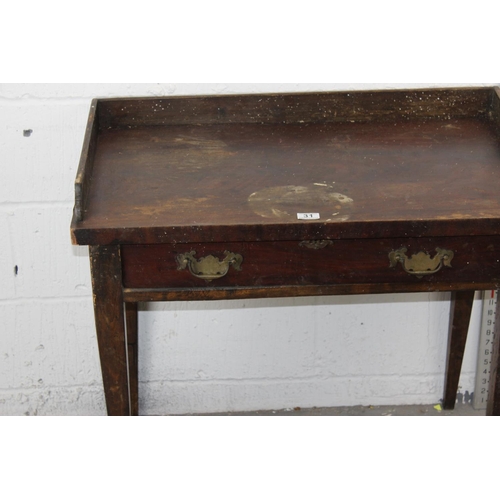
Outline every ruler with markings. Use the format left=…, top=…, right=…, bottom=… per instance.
left=473, top=290, right=498, bottom=410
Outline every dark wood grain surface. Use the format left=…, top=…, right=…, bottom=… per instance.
left=97, top=88, right=492, bottom=128
left=444, top=291, right=476, bottom=410
left=93, top=120, right=498, bottom=225
left=89, top=246, right=130, bottom=416
left=121, top=236, right=500, bottom=289
left=72, top=110, right=500, bottom=245
left=488, top=295, right=500, bottom=415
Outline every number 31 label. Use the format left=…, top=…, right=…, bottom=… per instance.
left=297, top=213, right=320, bottom=220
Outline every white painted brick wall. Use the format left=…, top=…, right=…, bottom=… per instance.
left=0, top=83, right=494, bottom=415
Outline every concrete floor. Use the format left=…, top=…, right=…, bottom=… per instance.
left=200, top=402, right=485, bottom=416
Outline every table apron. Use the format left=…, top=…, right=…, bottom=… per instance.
left=121, top=236, right=500, bottom=291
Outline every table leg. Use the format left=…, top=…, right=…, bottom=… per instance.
left=487, top=294, right=500, bottom=416
left=443, top=290, right=475, bottom=410
left=126, top=303, right=139, bottom=416
left=90, top=246, right=130, bottom=416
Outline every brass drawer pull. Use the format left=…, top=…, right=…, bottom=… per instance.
left=177, top=251, right=243, bottom=281
left=389, top=247, right=454, bottom=278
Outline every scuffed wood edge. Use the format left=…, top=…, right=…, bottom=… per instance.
left=73, top=99, right=99, bottom=223
left=487, top=292, right=500, bottom=416
left=70, top=217, right=500, bottom=247
left=490, top=87, right=500, bottom=135
left=123, top=282, right=497, bottom=303
left=90, top=246, right=130, bottom=416
left=98, top=87, right=493, bottom=128
left=443, top=291, right=476, bottom=410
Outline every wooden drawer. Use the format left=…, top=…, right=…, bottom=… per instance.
left=121, top=236, right=500, bottom=289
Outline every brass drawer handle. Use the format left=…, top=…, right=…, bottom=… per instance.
left=389, top=247, right=454, bottom=278
left=177, top=251, right=243, bottom=281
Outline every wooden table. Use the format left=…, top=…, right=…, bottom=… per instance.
left=71, top=87, right=500, bottom=416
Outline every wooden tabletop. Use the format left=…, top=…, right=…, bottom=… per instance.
left=71, top=87, right=500, bottom=245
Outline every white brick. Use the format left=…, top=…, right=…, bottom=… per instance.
left=1, top=205, right=91, bottom=299
left=140, top=375, right=446, bottom=416
left=0, top=100, right=89, bottom=203
left=140, top=299, right=319, bottom=382
left=0, top=211, right=16, bottom=300
left=0, top=386, right=106, bottom=416
left=313, top=294, right=448, bottom=376
left=137, top=293, right=481, bottom=414
left=0, top=299, right=101, bottom=392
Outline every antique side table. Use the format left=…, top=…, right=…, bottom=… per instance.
left=71, top=87, right=500, bottom=416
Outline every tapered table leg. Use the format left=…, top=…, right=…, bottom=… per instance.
left=487, top=294, right=500, bottom=416
left=90, top=246, right=130, bottom=416
left=443, top=290, right=475, bottom=410
left=126, top=302, right=139, bottom=416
